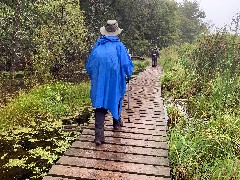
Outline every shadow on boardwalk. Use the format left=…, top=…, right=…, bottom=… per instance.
left=44, top=66, right=170, bottom=180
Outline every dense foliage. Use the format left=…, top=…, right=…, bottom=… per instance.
left=0, top=0, right=207, bottom=104
left=176, top=0, right=207, bottom=43
left=160, top=28, right=240, bottom=179
left=80, top=0, right=207, bottom=55
left=0, top=0, right=87, bottom=83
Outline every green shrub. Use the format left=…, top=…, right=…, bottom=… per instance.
left=133, top=59, right=150, bottom=73
left=0, top=0, right=87, bottom=83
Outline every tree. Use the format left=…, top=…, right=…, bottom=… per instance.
left=80, top=0, right=180, bottom=55
left=176, top=0, right=208, bottom=43
left=0, top=0, right=87, bottom=81
left=33, top=0, right=87, bottom=79
left=0, top=1, right=35, bottom=73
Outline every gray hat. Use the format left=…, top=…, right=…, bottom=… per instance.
left=100, top=20, right=123, bottom=36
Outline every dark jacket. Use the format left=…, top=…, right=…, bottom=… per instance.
left=152, top=48, right=159, bottom=58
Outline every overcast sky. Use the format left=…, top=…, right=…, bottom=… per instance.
left=176, top=0, right=240, bottom=30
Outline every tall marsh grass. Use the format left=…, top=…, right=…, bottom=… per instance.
left=160, top=30, right=240, bottom=179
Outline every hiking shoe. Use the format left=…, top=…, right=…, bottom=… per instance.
left=94, top=140, right=105, bottom=146
left=95, top=140, right=101, bottom=146
left=120, top=119, right=123, bottom=127
left=113, top=119, right=123, bottom=130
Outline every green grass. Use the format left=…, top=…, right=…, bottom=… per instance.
left=0, top=81, right=90, bottom=131
left=169, top=115, right=240, bottom=179
left=160, top=34, right=240, bottom=179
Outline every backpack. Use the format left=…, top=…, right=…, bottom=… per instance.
left=152, top=49, right=158, bottom=56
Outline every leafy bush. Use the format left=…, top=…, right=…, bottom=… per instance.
left=0, top=0, right=87, bottom=82
left=192, top=32, right=240, bottom=79
left=133, top=59, right=150, bottom=73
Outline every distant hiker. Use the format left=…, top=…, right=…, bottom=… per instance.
left=152, top=46, right=159, bottom=67
left=86, top=20, right=134, bottom=146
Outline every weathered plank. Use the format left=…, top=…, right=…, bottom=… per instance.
left=71, top=141, right=168, bottom=157
left=45, top=165, right=170, bottom=180
left=55, top=156, right=170, bottom=176
left=64, top=148, right=169, bottom=166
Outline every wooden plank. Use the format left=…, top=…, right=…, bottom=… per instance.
left=65, top=148, right=169, bottom=166
left=45, top=165, right=170, bottom=180
left=90, top=120, right=167, bottom=127
left=71, top=141, right=168, bottom=157
left=83, top=126, right=167, bottom=136
left=81, top=129, right=168, bottom=142
left=77, top=135, right=168, bottom=149
left=55, top=156, right=171, bottom=177
left=43, top=176, right=71, bottom=180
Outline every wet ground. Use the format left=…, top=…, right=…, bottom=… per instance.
left=43, top=66, right=171, bottom=180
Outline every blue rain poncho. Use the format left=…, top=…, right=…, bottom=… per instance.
left=86, top=36, right=134, bottom=120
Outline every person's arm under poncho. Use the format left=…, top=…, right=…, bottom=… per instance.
left=119, top=43, right=134, bottom=78
left=85, top=39, right=100, bottom=79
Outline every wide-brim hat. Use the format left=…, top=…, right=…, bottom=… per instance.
left=100, top=20, right=123, bottom=36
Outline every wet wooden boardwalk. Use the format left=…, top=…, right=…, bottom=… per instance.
left=44, top=66, right=170, bottom=180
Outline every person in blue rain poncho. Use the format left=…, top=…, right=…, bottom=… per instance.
left=86, top=20, right=134, bottom=146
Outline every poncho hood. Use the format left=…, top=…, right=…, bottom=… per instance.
left=96, top=36, right=120, bottom=45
